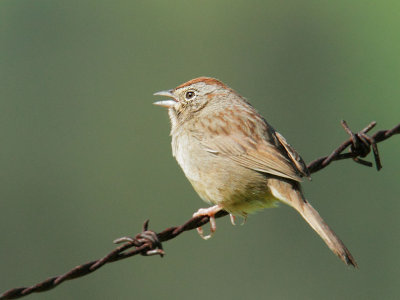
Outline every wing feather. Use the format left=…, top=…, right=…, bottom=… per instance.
left=202, top=134, right=304, bottom=182
left=197, top=108, right=309, bottom=181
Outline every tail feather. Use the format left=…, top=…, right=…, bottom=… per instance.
left=295, top=198, right=357, bottom=267
left=268, top=179, right=357, bottom=267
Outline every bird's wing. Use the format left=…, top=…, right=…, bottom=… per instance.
left=196, top=114, right=309, bottom=182
left=274, top=131, right=310, bottom=179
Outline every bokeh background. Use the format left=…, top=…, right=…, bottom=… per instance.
left=1, top=1, right=399, bottom=299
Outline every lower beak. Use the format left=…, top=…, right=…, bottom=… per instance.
left=153, top=89, right=177, bottom=108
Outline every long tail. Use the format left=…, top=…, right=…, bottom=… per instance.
left=268, top=179, right=357, bottom=267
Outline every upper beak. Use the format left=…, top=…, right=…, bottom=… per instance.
left=153, top=89, right=177, bottom=108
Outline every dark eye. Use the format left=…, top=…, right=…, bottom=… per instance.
left=185, top=91, right=195, bottom=100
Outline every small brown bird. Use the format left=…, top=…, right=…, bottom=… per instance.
left=154, top=77, right=356, bottom=267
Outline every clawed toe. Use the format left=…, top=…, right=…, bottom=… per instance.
left=230, top=214, right=236, bottom=225
left=196, top=215, right=216, bottom=240
left=241, top=214, right=247, bottom=226
left=229, top=213, right=247, bottom=226
left=192, top=206, right=246, bottom=238
left=193, top=205, right=221, bottom=239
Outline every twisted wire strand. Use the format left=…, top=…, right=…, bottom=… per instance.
left=1, top=120, right=399, bottom=299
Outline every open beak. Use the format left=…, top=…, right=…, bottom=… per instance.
left=153, top=89, right=177, bottom=108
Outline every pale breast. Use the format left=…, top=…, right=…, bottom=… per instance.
left=171, top=131, right=203, bottom=183
left=171, top=130, right=277, bottom=214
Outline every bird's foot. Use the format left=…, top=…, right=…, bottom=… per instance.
left=229, top=213, right=247, bottom=226
left=193, top=205, right=222, bottom=240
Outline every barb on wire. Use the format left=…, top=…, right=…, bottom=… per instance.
left=307, top=120, right=399, bottom=173
left=1, top=120, right=399, bottom=300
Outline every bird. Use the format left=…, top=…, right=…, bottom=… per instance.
left=153, top=76, right=356, bottom=267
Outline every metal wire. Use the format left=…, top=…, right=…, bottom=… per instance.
left=1, top=120, right=399, bottom=299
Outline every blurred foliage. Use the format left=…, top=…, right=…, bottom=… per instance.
left=0, top=1, right=399, bottom=299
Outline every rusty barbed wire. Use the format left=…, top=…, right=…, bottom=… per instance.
left=307, top=121, right=399, bottom=173
left=1, top=120, right=399, bottom=299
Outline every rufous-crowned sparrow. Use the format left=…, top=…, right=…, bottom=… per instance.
left=154, top=77, right=356, bottom=267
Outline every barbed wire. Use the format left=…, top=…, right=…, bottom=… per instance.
left=1, top=120, right=399, bottom=299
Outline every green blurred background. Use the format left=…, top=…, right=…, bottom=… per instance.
left=1, top=1, right=399, bottom=299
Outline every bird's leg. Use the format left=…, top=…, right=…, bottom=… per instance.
left=192, top=205, right=222, bottom=240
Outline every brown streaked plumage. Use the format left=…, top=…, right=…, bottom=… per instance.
left=154, top=77, right=357, bottom=267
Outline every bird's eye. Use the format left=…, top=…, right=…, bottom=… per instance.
left=185, top=91, right=196, bottom=100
